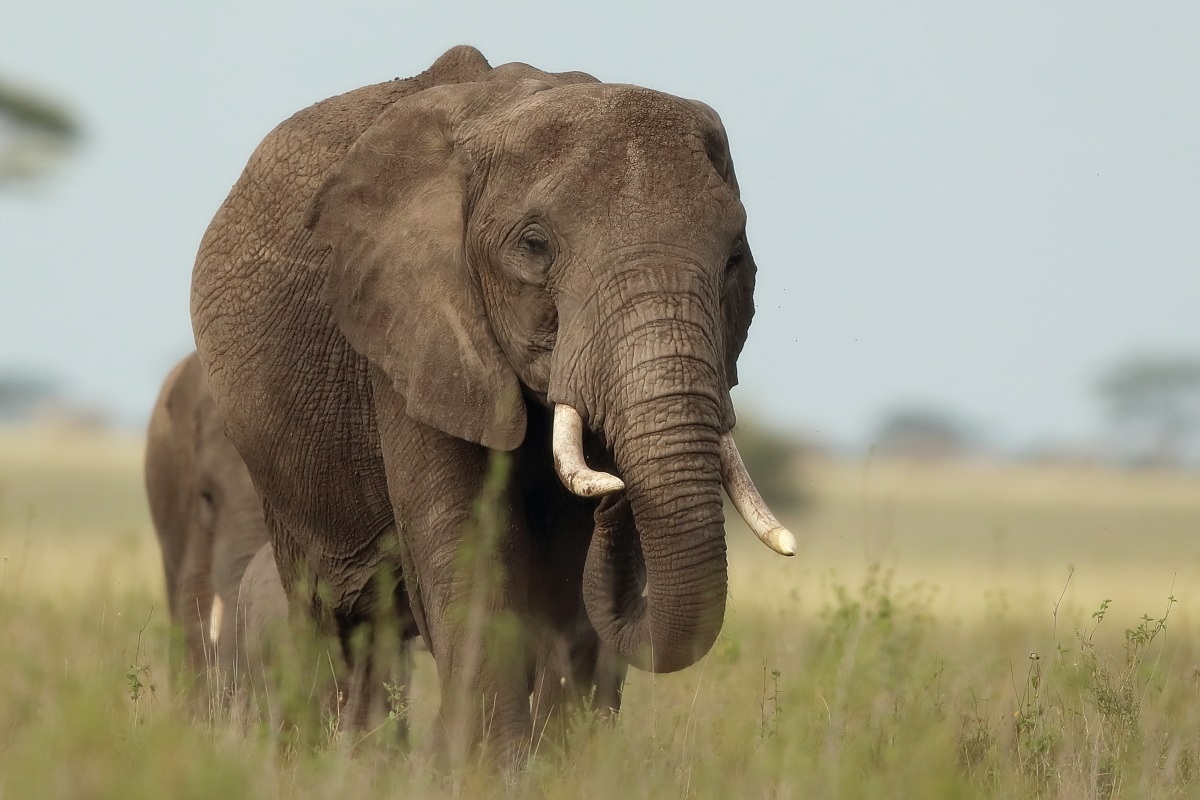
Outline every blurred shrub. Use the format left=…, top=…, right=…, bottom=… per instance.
left=871, top=406, right=976, bottom=461
left=732, top=416, right=811, bottom=512
left=1098, top=352, right=1200, bottom=469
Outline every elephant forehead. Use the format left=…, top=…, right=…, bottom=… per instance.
left=480, top=88, right=736, bottom=214
left=542, top=83, right=698, bottom=124
left=492, top=84, right=716, bottom=159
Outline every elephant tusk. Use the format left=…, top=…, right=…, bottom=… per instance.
left=552, top=404, right=625, bottom=497
left=719, top=433, right=797, bottom=557
left=209, top=593, right=224, bottom=646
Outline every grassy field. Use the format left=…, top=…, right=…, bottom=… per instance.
left=2, top=427, right=1199, bottom=798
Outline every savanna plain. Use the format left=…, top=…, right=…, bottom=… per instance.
left=2, top=426, right=1199, bottom=799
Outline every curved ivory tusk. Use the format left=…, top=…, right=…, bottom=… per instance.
left=719, top=434, right=797, bottom=557
left=552, top=404, right=625, bottom=497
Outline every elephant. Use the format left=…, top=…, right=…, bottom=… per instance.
left=190, top=45, right=795, bottom=763
left=145, top=351, right=270, bottom=685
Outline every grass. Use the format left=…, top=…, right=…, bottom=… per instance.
left=2, top=426, right=1200, bottom=798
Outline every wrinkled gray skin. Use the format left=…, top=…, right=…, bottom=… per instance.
left=147, top=356, right=411, bottom=727
left=191, top=45, right=760, bottom=762
left=145, top=352, right=270, bottom=680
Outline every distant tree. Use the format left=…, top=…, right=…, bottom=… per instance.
left=872, top=406, right=974, bottom=461
left=0, top=372, right=61, bottom=422
left=0, top=76, right=81, bottom=184
left=1098, top=353, right=1200, bottom=468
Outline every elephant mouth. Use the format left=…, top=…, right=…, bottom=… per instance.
left=550, top=403, right=796, bottom=557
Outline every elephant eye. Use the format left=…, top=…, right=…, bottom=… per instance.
left=504, top=224, right=555, bottom=285
left=519, top=230, right=550, bottom=257
left=725, top=240, right=744, bottom=276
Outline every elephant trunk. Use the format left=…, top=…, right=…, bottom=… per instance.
left=553, top=257, right=790, bottom=673
left=579, top=338, right=729, bottom=673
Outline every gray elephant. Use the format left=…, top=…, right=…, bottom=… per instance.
left=190, top=45, right=794, bottom=763
left=145, top=351, right=270, bottom=684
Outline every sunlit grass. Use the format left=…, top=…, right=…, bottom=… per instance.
left=729, top=454, right=1200, bottom=625
left=2, top=426, right=1199, bottom=797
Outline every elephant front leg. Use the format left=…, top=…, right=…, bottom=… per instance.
left=176, top=516, right=217, bottom=689
left=592, top=643, right=627, bottom=717
left=374, top=386, right=533, bottom=766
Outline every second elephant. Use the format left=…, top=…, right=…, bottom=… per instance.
left=145, top=351, right=269, bottom=683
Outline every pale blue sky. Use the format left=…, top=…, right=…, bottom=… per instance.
left=2, top=1, right=1196, bottom=451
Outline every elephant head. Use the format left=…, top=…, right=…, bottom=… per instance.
left=306, top=62, right=793, bottom=674
left=145, top=352, right=271, bottom=679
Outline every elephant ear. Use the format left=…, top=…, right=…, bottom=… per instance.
left=306, top=82, right=531, bottom=451
left=689, top=100, right=757, bottom=425
left=723, top=238, right=756, bottom=380
left=717, top=236, right=757, bottom=430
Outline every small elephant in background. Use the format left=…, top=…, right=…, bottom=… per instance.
left=145, top=351, right=269, bottom=685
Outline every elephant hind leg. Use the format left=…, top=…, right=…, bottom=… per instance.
left=530, top=630, right=627, bottom=746
left=528, top=629, right=628, bottom=760
left=338, top=622, right=379, bottom=736
left=529, top=636, right=572, bottom=747
left=592, top=643, right=627, bottom=718
left=337, top=623, right=418, bottom=747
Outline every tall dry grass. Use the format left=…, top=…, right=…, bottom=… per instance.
left=2, top=426, right=1198, bottom=798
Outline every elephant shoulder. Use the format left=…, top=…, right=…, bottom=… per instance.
left=220, top=47, right=496, bottom=231
left=258, top=46, right=495, bottom=173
